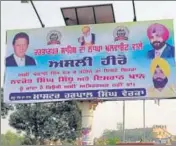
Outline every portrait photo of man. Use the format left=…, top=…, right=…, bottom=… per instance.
left=147, top=23, right=175, bottom=59
left=6, top=32, right=36, bottom=67
left=148, top=57, right=176, bottom=98
left=78, top=26, right=95, bottom=47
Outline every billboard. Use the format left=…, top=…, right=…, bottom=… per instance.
left=4, top=19, right=176, bottom=103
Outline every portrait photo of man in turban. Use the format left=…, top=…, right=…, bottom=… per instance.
left=148, top=57, right=176, bottom=98
left=78, top=26, right=95, bottom=47
left=147, top=23, right=175, bottom=59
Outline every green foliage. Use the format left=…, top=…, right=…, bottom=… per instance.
left=102, top=127, right=153, bottom=142
left=9, top=101, right=82, bottom=144
left=106, top=137, right=120, bottom=145
left=94, top=137, right=107, bottom=145
left=1, top=88, right=14, bottom=118
left=1, top=131, right=24, bottom=145
left=94, top=137, right=120, bottom=145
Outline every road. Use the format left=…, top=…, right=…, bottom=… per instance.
left=115, top=143, right=176, bottom=146
left=116, top=142, right=176, bottom=146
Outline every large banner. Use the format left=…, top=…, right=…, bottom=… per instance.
left=4, top=19, right=176, bottom=103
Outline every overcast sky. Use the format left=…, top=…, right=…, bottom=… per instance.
left=1, top=1, right=176, bottom=138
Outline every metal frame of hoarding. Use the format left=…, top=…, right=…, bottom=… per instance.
left=132, top=0, right=137, bottom=21
left=60, top=4, right=116, bottom=25
left=29, top=0, right=45, bottom=28
left=21, top=0, right=45, bottom=28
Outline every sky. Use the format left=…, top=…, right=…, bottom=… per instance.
left=1, top=1, right=176, bottom=138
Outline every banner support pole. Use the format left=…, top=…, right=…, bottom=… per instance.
left=77, top=100, right=99, bottom=145
left=122, top=100, right=126, bottom=142
left=143, top=99, right=146, bottom=142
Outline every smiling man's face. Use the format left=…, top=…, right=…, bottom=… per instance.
left=13, top=38, right=28, bottom=58
left=150, top=32, right=165, bottom=50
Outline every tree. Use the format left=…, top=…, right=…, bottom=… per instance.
left=94, top=137, right=120, bottom=145
left=1, top=131, right=24, bottom=145
left=1, top=88, right=14, bottom=118
left=106, top=137, right=120, bottom=145
left=94, top=137, right=107, bottom=145
left=101, top=127, right=153, bottom=142
left=9, top=101, right=82, bottom=144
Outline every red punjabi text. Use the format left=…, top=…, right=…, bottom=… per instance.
left=34, top=48, right=58, bottom=55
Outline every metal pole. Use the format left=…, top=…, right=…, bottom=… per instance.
left=132, top=0, right=137, bottom=22
left=143, top=100, right=146, bottom=142
left=29, top=0, right=45, bottom=28
left=123, top=100, right=126, bottom=142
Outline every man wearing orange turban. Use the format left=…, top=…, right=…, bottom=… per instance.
left=78, top=26, right=95, bottom=46
left=147, top=23, right=174, bottom=59
left=148, top=57, right=176, bottom=98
